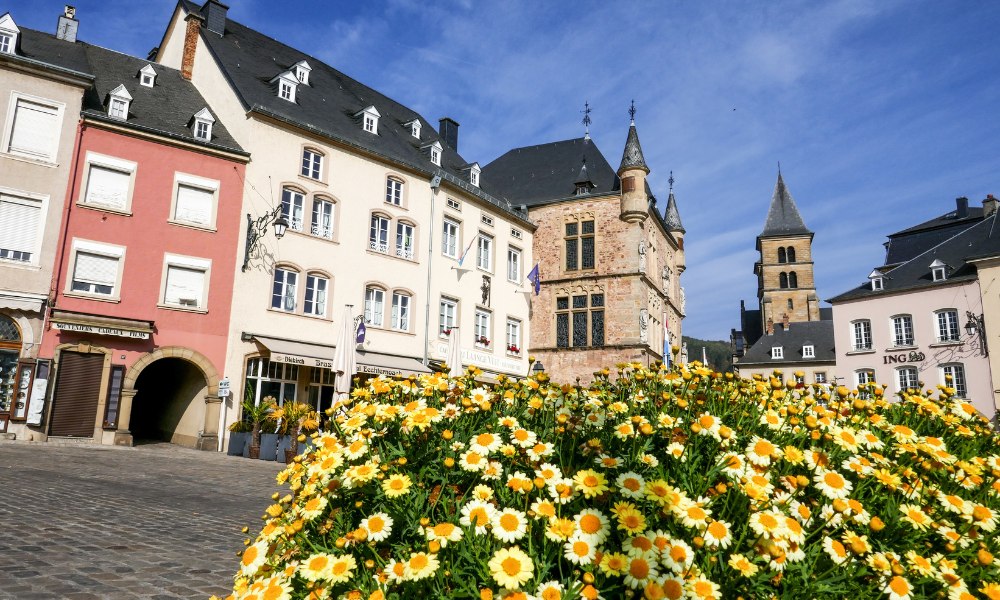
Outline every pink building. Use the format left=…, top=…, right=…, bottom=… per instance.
left=37, top=43, right=247, bottom=449
left=829, top=197, right=997, bottom=421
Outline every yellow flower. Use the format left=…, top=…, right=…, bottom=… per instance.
left=240, top=540, right=268, bottom=576
left=813, top=469, right=854, bottom=500
left=823, top=536, right=850, bottom=565
left=727, top=553, right=758, bottom=577
left=492, top=508, right=529, bottom=542
left=359, top=512, right=393, bottom=542
left=381, top=474, right=412, bottom=497
left=703, top=520, right=733, bottom=548
left=898, top=504, right=933, bottom=531
left=572, top=469, right=609, bottom=498
left=298, top=553, right=334, bottom=582
left=623, top=551, right=659, bottom=589
left=488, top=546, right=534, bottom=589
left=616, top=505, right=647, bottom=535
left=327, top=554, right=357, bottom=584
left=405, top=552, right=439, bottom=581
left=460, top=500, right=496, bottom=535
left=884, top=575, right=913, bottom=600
left=563, top=534, right=597, bottom=565
left=599, top=552, right=629, bottom=576
left=574, top=508, right=610, bottom=542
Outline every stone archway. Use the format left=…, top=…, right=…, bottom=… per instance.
left=118, top=347, right=222, bottom=451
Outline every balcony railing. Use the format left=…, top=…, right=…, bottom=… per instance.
left=370, top=240, right=389, bottom=254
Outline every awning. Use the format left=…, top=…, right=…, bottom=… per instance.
left=357, top=349, right=431, bottom=377
left=0, top=292, right=45, bottom=313
left=250, top=334, right=336, bottom=369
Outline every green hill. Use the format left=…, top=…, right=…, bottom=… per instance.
left=682, top=336, right=733, bottom=373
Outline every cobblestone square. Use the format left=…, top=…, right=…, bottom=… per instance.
left=0, top=442, right=283, bottom=600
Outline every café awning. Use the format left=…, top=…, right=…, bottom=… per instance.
left=357, top=349, right=431, bottom=377
left=249, top=334, right=336, bottom=369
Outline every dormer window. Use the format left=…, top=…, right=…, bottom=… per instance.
left=355, top=106, right=380, bottom=134
left=292, top=60, right=312, bottom=85
left=406, top=120, right=421, bottom=139
left=771, top=346, right=783, bottom=359
left=424, top=141, right=443, bottom=166
left=930, top=259, right=947, bottom=282
left=191, top=107, right=215, bottom=141
left=0, top=14, right=19, bottom=55
left=271, top=72, right=298, bottom=103
left=469, top=163, right=481, bottom=187
left=107, top=84, right=132, bottom=120
left=138, top=64, right=156, bottom=88
left=868, top=269, right=884, bottom=291
left=802, top=345, right=815, bottom=358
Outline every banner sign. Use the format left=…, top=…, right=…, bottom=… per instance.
left=269, top=353, right=333, bottom=369
left=52, top=321, right=150, bottom=339
left=434, top=343, right=523, bottom=376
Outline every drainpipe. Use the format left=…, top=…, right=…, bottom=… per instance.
left=422, top=175, right=442, bottom=366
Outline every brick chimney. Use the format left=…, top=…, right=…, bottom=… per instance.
left=984, top=194, right=998, bottom=217
left=766, top=317, right=774, bottom=335
left=56, top=5, right=79, bottom=42
left=181, top=12, right=205, bottom=81
left=439, top=117, right=459, bottom=151
left=781, top=313, right=790, bottom=331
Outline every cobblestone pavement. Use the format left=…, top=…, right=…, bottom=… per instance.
left=0, top=441, right=284, bottom=600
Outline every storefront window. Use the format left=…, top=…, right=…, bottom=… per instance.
left=244, top=357, right=298, bottom=409
left=0, top=314, right=22, bottom=415
left=103, top=365, right=125, bottom=428
left=308, top=368, right=335, bottom=421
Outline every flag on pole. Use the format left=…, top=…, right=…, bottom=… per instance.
left=662, top=312, right=671, bottom=367
left=526, top=263, right=541, bottom=296
left=457, top=237, right=477, bottom=268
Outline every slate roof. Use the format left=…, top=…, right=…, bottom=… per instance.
left=829, top=211, right=1000, bottom=303
left=737, top=320, right=836, bottom=367
left=80, top=43, right=243, bottom=154
left=619, top=124, right=649, bottom=173
left=664, top=191, right=684, bottom=232
left=759, top=174, right=811, bottom=238
left=2, top=23, right=92, bottom=79
left=883, top=201, right=985, bottom=266
left=177, top=0, right=528, bottom=224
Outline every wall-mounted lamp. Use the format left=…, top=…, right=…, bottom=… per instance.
left=531, top=360, right=545, bottom=376
left=241, top=205, right=288, bottom=272
left=964, top=311, right=988, bottom=356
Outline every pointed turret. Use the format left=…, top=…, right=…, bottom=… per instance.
left=663, top=172, right=684, bottom=233
left=618, top=102, right=649, bottom=223
left=760, top=173, right=811, bottom=237
left=618, top=123, right=650, bottom=174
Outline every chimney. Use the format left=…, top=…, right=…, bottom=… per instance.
left=766, top=317, right=774, bottom=336
left=781, top=313, right=790, bottom=331
left=438, top=117, right=459, bottom=151
left=956, top=196, right=969, bottom=219
left=181, top=12, right=205, bottom=81
left=983, top=194, right=998, bottom=217
left=201, top=0, right=228, bottom=36
left=56, top=5, right=79, bottom=43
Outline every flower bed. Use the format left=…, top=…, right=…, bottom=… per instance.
left=218, top=363, right=1000, bottom=600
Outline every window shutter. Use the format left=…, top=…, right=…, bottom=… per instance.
left=74, top=252, right=118, bottom=286
left=9, top=100, right=58, bottom=159
left=85, top=165, right=130, bottom=210
left=164, top=265, right=205, bottom=306
left=0, top=196, right=41, bottom=254
left=174, top=184, right=213, bottom=225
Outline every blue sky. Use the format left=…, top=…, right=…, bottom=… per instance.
left=12, top=1, right=1000, bottom=340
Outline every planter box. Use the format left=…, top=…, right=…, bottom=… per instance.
left=227, top=431, right=249, bottom=456
left=259, top=433, right=280, bottom=461
left=276, top=434, right=293, bottom=460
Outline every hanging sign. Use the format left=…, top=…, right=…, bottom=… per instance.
left=218, top=377, right=231, bottom=398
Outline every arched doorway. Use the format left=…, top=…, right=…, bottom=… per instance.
left=129, top=357, right=207, bottom=448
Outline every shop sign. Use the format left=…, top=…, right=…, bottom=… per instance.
left=358, top=364, right=402, bottom=377
left=434, top=343, right=524, bottom=376
left=53, top=321, right=150, bottom=339
left=218, top=377, right=231, bottom=398
left=883, top=351, right=926, bottom=365
left=270, top=353, right=333, bottom=369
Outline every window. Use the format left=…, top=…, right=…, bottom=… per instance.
left=779, top=272, right=788, bottom=289
left=162, top=254, right=210, bottom=309
left=789, top=272, right=798, bottom=288
left=891, top=315, right=914, bottom=347
left=391, top=292, right=411, bottom=331
left=470, top=165, right=480, bottom=187
left=896, top=367, right=919, bottom=393
left=787, top=299, right=794, bottom=310
left=474, top=309, right=491, bottom=347
left=6, top=96, right=61, bottom=161
left=439, top=297, right=457, bottom=337
left=279, top=80, right=295, bottom=102
left=109, top=98, right=127, bottom=119
left=771, top=347, right=784, bottom=359
left=244, top=358, right=298, bottom=408
left=357, top=106, right=380, bottom=134
left=856, top=369, right=875, bottom=397
left=477, top=233, right=493, bottom=271
left=507, top=247, right=521, bottom=282
left=386, top=177, right=404, bottom=205
left=308, top=368, right=334, bottom=416
left=442, top=218, right=459, bottom=258
left=172, top=173, right=219, bottom=227
left=0, top=192, right=42, bottom=264
left=82, top=153, right=136, bottom=212
left=69, top=240, right=124, bottom=298
left=778, top=247, right=786, bottom=263
left=281, top=187, right=304, bottom=231
left=622, top=177, right=635, bottom=192
left=301, top=149, right=323, bottom=180
left=0, top=33, right=12, bottom=55
left=852, top=320, right=872, bottom=351
left=446, top=198, right=461, bottom=211
left=396, top=222, right=415, bottom=260
left=815, top=372, right=827, bottom=384
left=102, top=365, right=125, bottom=428
left=565, top=220, right=595, bottom=271
left=481, top=215, right=494, bottom=227
left=191, top=108, right=214, bottom=141
left=556, top=293, right=604, bottom=348
left=293, top=61, right=311, bottom=85
left=787, top=247, right=796, bottom=262
left=936, top=310, right=960, bottom=342
left=364, top=115, right=376, bottom=132
left=506, top=319, right=521, bottom=354
left=425, top=141, right=442, bottom=166
left=802, top=345, right=815, bottom=358
left=931, top=260, right=947, bottom=281
left=407, top=120, right=421, bottom=139
left=304, top=274, right=328, bottom=317
left=940, top=364, right=967, bottom=398
left=365, top=287, right=385, bottom=327
left=310, top=197, right=335, bottom=240
left=511, top=228, right=522, bottom=240
left=139, top=64, right=156, bottom=87
left=271, top=268, right=297, bottom=311
left=872, top=277, right=883, bottom=291
left=369, top=214, right=390, bottom=254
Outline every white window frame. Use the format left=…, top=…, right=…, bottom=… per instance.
left=505, top=319, right=521, bottom=355
left=802, top=344, right=815, bottom=358
left=477, top=233, right=493, bottom=272
left=310, top=197, right=335, bottom=240
left=871, top=277, right=883, bottom=291
left=369, top=214, right=390, bottom=254
left=424, top=141, right=442, bottom=166
left=408, top=120, right=421, bottom=139
left=814, top=372, right=827, bottom=384
left=940, top=363, right=967, bottom=398
left=244, top=357, right=298, bottom=407
left=0, top=32, right=13, bottom=55
left=301, top=148, right=323, bottom=180
left=851, top=320, right=872, bottom=351
left=303, top=273, right=329, bottom=317
left=470, top=164, right=480, bottom=187
left=439, top=297, right=457, bottom=337
left=891, top=314, right=914, bottom=347
left=932, top=267, right=946, bottom=281
left=271, top=267, right=298, bottom=312
left=293, top=61, right=311, bottom=85
left=169, top=172, right=219, bottom=229
left=446, top=198, right=461, bottom=211
left=855, top=369, right=875, bottom=387
left=507, top=246, right=521, bottom=282
left=281, top=187, right=305, bottom=232
left=3, top=93, right=65, bottom=163
left=66, top=239, right=126, bottom=301
left=474, top=309, right=491, bottom=347
left=356, top=106, right=380, bottom=134
left=896, top=366, right=919, bottom=393
left=385, top=177, right=404, bottom=206
left=365, top=286, right=386, bottom=327
left=0, top=188, right=46, bottom=266
left=481, top=214, right=494, bottom=227
left=391, top=291, right=411, bottom=331
left=511, top=228, right=522, bottom=240
left=109, top=98, right=128, bottom=120
left=771, top=346, right=783, bottom=359
left=159, top=253, right=211, bottom=311
left=396, top=221, right=415, bottom=260
left=139, top=64, right=156, bottom=87
left=80, top=152, right=137, bottom=214
left=191, top=108, right=214, bottom=141
left=442, top=218, right=459, bottom=258
left=935, top=309, right=960, bottom=343
left=279, top=80, right=295, bottom=102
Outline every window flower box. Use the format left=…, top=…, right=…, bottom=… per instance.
left=506, top=344, right=520, bottom=355
left=475, top=336, right=491, bottom=348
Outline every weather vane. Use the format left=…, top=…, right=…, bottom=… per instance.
left=582, top=101, right=592, bottom=130
left=668, top=171, right=675, bottom=193
left=629, top=100, right=636, bottom=124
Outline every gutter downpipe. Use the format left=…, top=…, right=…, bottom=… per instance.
left=423, top=175, right=441, bottom=367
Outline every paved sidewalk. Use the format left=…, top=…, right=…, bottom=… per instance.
left=0, top=441, right=284, bottom=599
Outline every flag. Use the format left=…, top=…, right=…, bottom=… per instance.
left=526, top=263, right=541, bottom=296
left=457, top=237, right=477, bottom=267
left=356, top=321, right=366, bottom=344
left=663, top=312, right=671, bottom=367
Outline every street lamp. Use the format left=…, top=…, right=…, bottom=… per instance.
left=241, top=205, right=289, bottom=272
left=964, top=311, right=988, bottom=356
left=532, top=361, right=545, bottom=376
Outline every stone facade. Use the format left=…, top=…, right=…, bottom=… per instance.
left=757, top=233, right=821, bottom=327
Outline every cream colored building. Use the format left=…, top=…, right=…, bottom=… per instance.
left=0, top=11, right=91, bottom=437
left=156, top=1, right=534, bottom=444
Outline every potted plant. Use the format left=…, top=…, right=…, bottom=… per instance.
left=476, top=336, right=491, bottom=347
left=258, top=417, right=281, bottom=461
left=226, top=419, right=251, bottom=456
left=275, top=401, right=318, bottom=463
left=506, top=343, right=520, bottom=355
left=242, top=395, right=274, bottom=460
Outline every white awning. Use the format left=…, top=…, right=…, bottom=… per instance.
left=251, top=335, right=336, bottom=369
left=0, top=292, right=44, bottom=313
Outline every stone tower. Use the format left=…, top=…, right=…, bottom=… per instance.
left=754, top=174, right=820, bottom=331
left=618, top=117, right=649, bottom=224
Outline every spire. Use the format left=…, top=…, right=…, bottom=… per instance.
left=760, top=172, right=811, bottom=237
left=664, top=171, right=684, bottom=232
left=618, top=102, right=649, bottom=174
left=581, top=101, right=592, bottom=140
